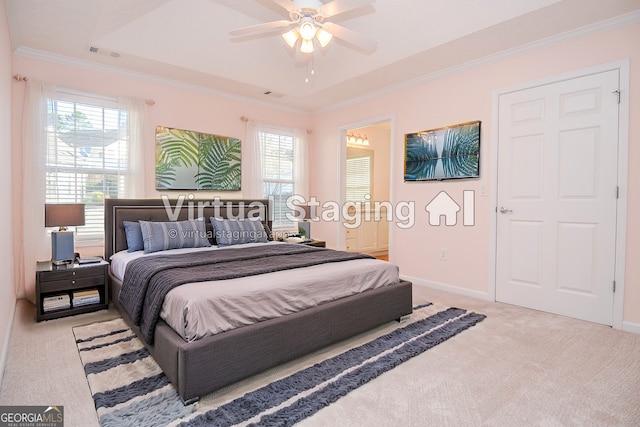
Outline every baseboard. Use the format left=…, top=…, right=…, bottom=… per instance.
left=404, top=275, right=640, bottom=334
left=402, top=275, right=490, bottom=301
left=622, top=321, right=640, bottom=335
left=0, top=299, right=16, bottom=387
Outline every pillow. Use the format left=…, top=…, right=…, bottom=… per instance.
left=139, top=219, right=211, bottom=253
left=210, top=218, right=269, bottom=246
left=123, top=221, right=144, bottom=252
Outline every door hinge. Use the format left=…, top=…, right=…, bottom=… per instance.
left=616, top=186, right=620, bottom=199
left=613, top=280, right=616, bottom=293
left=612, top=89, right=621, bottom=104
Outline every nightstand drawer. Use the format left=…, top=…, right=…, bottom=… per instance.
left=38, top=266, right=105, bottom=282
left=40, top=275, right=105, bottom=293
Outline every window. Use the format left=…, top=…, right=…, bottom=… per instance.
left=45, top=92, right=130, bottom=245
left=259, top=129, right=295, bottom=229
left=346, top=148, right=373, bottom=203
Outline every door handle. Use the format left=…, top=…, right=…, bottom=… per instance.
left=499, top=207, right=513, bottom=214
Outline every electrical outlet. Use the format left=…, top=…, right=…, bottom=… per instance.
left=440, top=248, right=448, bottom=260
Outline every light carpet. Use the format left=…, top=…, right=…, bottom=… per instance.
left=74, top=304, right=485, bottom=427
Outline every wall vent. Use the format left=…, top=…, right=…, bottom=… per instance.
left=88, top=46, right=121, bottom=59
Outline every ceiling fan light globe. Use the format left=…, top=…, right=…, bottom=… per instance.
left=300, top=39, right=315, bottom=53
left=282, top=29, right=299, bottom=48
left=315, top=28, right=333, bottom=47
left=299, top=19, right=317, bottom=40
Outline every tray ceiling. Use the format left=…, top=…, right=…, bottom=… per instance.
left=6, top=0, right=640, bottom=111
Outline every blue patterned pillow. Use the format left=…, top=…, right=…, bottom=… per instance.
left=123, top=221, right=144, bottom=252
left=210, top=218, right=269, bottom=246
left=139, top=219, right=211, bottom=253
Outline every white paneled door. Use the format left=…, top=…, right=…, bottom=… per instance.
left=496, top=70, right=620, bottom=325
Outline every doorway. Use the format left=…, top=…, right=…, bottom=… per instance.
left=342, top=120, right=391, bottom=259
left=495, top=67, right=625, bottom=326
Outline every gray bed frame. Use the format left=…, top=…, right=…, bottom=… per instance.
left=105, top=198, right=413, bottom=402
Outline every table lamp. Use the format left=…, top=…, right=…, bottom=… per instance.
left=45, top=203, right=85, bottom=265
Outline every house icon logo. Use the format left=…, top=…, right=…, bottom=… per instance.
left=425, top=190, right=475, bottom=226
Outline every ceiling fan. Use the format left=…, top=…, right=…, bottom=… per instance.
left=229, top=0, right=377, bottom=54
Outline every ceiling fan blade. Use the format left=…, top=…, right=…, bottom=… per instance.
left=321, top=22, right=377, bottom=54
left=268, top=0, right=298, bottom=13
left=229, top=20, right=294, bottom=37
left=318, top=0, right=375, bottom=17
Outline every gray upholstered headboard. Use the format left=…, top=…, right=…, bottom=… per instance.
left=104, top=198, right=272, bottom=259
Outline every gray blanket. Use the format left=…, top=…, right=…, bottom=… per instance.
left=119, top=244, right=374, bottom=344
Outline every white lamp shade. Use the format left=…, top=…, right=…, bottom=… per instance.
left=300, top=39, right=315, bottom=53
left=315, top=28, right=333, bottom=47
left=282, top=28, right=299, bottom=48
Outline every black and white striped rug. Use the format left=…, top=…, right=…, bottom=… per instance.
left=73, top=318, right=197, bottom=426
left=74, top=305, right=484, bottom=427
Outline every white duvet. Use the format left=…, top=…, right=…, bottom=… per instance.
left=111, top=242, right=400, bottom=342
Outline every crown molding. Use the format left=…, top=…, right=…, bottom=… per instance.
left=13, top=9, right=640, bottom=116
left=318, top=9, right=640, bottom=114
left=13, top=46, right=310, bottom=116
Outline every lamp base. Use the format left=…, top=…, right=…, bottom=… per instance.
left=51, top=231, right=75, bottom=265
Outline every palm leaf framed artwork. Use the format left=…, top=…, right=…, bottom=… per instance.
left=155, top=126, right=241, bottom=190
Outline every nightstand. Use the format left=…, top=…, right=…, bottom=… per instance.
left=35, top=260, right=109, bottom=321
left=303, top=240, right=326, bottom=248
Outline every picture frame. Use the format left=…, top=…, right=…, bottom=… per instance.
left=155, top=126, right=241, bottom=190
left=404, top=120, right=480, bottom=181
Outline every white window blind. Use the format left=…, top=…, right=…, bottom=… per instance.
left=346, top=155, right=372, bottom=203
left=259, top=130, right=295, bottom=229
left=45, top=93, right=130, bottom=245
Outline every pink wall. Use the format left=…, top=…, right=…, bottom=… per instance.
left=310, top=23, right=640, bottom=325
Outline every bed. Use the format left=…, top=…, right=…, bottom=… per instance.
left=105, top=198, right=413, bottom=402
